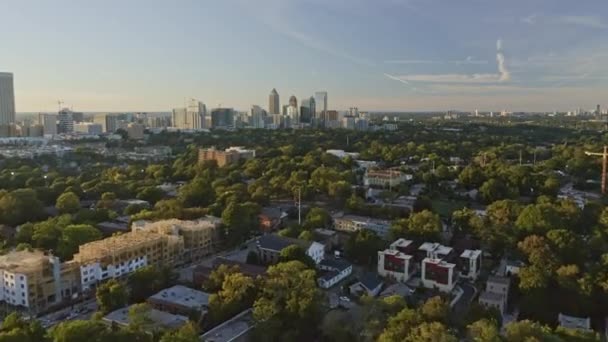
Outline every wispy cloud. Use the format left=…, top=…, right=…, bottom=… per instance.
left=385, top=39, right=509, bottom=85
left=559, top=15, right=607, bottom=29
left=384, top=56, right=487, bottom=65
left=521, top=14, right=537, bottom=25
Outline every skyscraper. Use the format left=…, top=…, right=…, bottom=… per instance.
left=250, top=105, right=266, bottom=129
left=38, top=113, right=58, bottom=136
left=211, top=108, right=235, bottom=129
left=300, top=97, right=315, bottom=123
left=314, top=91, right=328, bottom=125
left=269, top=89, right=280, bottom=115
left=187, top=99, right=206, bottom=129
left=57, top=108, right=74, bottom=134
left=289, top=95, right=297, bottom=108
left=0, top=73, right=16, bottom=125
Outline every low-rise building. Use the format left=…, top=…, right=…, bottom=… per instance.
left=258, top=207, right=288, bottom=232
left=0, top=251, right=80, bottom=313
left=364, top=169, right=412, bottom=188
left=198, top=147, right=255, bottom=167
left=558, top=313, right=592, bottom=332
left=459, top=249, right=482, bottom=280
left=200, top=309, right=255, bottom=342
left=147, top=285, right=210, bottom=316
left=126, top=123, right=145, bottom=140
left=73, top=230, right=184, bottom=290
left=317, top=258, right=352, bottom=289
left=103, top=305, right=188, bottom=331
left=421, top=258, right=457, bottom=293
left=479, top=291, right=505, bottom=313
left=333, top=214, right=391, bottom=239
left=256, top=235, right=325, bottom=265
left=131, top=217, right=221, bottom=263
left=377, top=239, right=417, bottom=283
left=349, top=273, right=384, bottom=297
left=479, top=276, right=510, bottom=314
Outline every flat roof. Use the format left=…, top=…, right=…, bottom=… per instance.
left=381, top=249, right=413, bottom=259
left=479, top=291, right=505, bottom=303
left=0, top=250, right=48, bottom=273
left=103, top=305, right=188, bottom=330
left=201, top=309, right=254, bottom=342
left=391, top=238, right=413, bottom=248
left=460, top=249, right=482, bottom=259
left=149, top=285, right=210, bottom=309
left=487, top=276, right=511, bottom=286
left=423, top=257, right=455, bottom=268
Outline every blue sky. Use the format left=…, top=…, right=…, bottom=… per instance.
left=1, top=0, right=607, bottom=112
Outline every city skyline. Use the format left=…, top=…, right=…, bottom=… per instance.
left=1, top=0, right=607, bottom=112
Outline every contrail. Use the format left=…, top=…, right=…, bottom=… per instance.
left=496, top=39, right=510, bottom=81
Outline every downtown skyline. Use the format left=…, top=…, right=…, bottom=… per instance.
left=1, top=0, right=607, bottom=112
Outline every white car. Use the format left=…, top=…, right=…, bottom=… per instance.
left=339, top=296, right=350, bottom=302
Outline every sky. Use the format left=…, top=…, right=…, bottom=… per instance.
left=1, top=0, right=607, bottom=112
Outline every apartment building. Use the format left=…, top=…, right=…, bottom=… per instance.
left=198, top=147, right=255, bottom=167
left=479, top=276, right=511, bottom=314
left=73, top=230, right=184, bottom=290
left=333, top=213, right=391, bottom=239
left=0, top=251, right=80, bottom=313
left=132, top=217, right=221, bottom=263
left=419, top=242, right=457, bottom=293
left=377, top=239, right=417, bottom=282
left=364, top=169, right=412, bottom=188
left=459, top=249, right=482, bottom=280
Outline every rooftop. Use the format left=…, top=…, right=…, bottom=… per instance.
left=419, top=242, right=453, bottom=256
left=148, top=285, right=210, bottom=310
left=257, top=235, right=316, bottom=252
left=423, top=257, right=456, bottom=268
left=359, top=273, right=384, bottom=291
left=558, top=313, right=591, bottom=330
left=319, top=258, right=352, bottom=272
left=74, top=230, right=169, bottom=261
left=479, top=291, right=505, bottom=303
left=460, top=249, right=482, bottom=259
left=0, top=250, right=49, bottom=273
left=201, top=309, right=255, bottom=342
left=380, top=249, right=413, bottom=259
left=334, top=214, right=390, bottom=225
left=103, top=305, right=188, bottom=330
left=390, top=238, right=414, bottom=249
left=487, top=275, right=511, bottom=286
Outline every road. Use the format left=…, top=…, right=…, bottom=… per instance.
left=38, top=299, right=98, bottom=328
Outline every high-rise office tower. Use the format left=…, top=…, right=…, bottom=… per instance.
left=211, top=108, right=235, bottom=129
left=597, top=104, right=601, bottom=116
left=269, top=89, right=280, bottom=115
left=314, top=91, right=328, bottom=124
left=250, top=105, right=266, bottom=129
left=187, top=99, right=206, bottom=129
left=57, top=108, right=74, bottom=134
left=94, top=113, right=119, bottom=133
left=289, top=95, right=297, bottom=108
left=38, top=113, right=58, bottom=136
left=0, top=73, right=16, bottom=125
left=300, top=97, right=315, bottom=123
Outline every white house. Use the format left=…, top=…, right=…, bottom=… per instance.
left=317, top=259, right=353, bottom=289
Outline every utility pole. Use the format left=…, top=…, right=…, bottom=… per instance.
left=295, top=187, right=302, bottom=225
left=585, top=146, right=608, bottom=194
left=533, top=150, right=537, bottom=165
left=519, top=150, right=522, bottom=166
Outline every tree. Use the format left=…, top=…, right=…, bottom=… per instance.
left=49, top=319, right=109, bottom=342
left=159, top=322, right=199, bottom=342
left=222, top=201, right=260, bottom=246
left=392, top=210, right=442, bottom=241
left=57, top=224, right=102, bottom=260
left=467, top=319, right=501, bottom=342
left=278, top=244, right=315, bottom=269
left=479, top=178, right=512, bottom=203
left=303, top=207, right=331, bottom=229
left=136, top=186, right=165, bottom=205
left=128, top=266, right=174, bottom=302
left=504, top=320, right=551, bottom=342
left=298, top=230, right=313, bottom=241
left=253, top=261, right=322, bottom=341
left=459, top=165, right=485, bottom=189
left=420, top=296, right=449, bottom=323
left=56, top=192, right=80, bottom=214
left=178, top=177, right=214, bottom=207
left=204, top=264, right=240, bottom=292
left=377, top=308, right=421, bottom=342
left=209, top=273, right=257, bottom=324
left=96, top=279, right=128, bottom=314
left=345, top=229, right=384, bottom=266
left=0, top=189, right=44, bottom=226
left=404, top=322, right=457, bottom=342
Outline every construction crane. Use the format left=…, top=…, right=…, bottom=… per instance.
left=585, top=146, right=608, bottom=194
